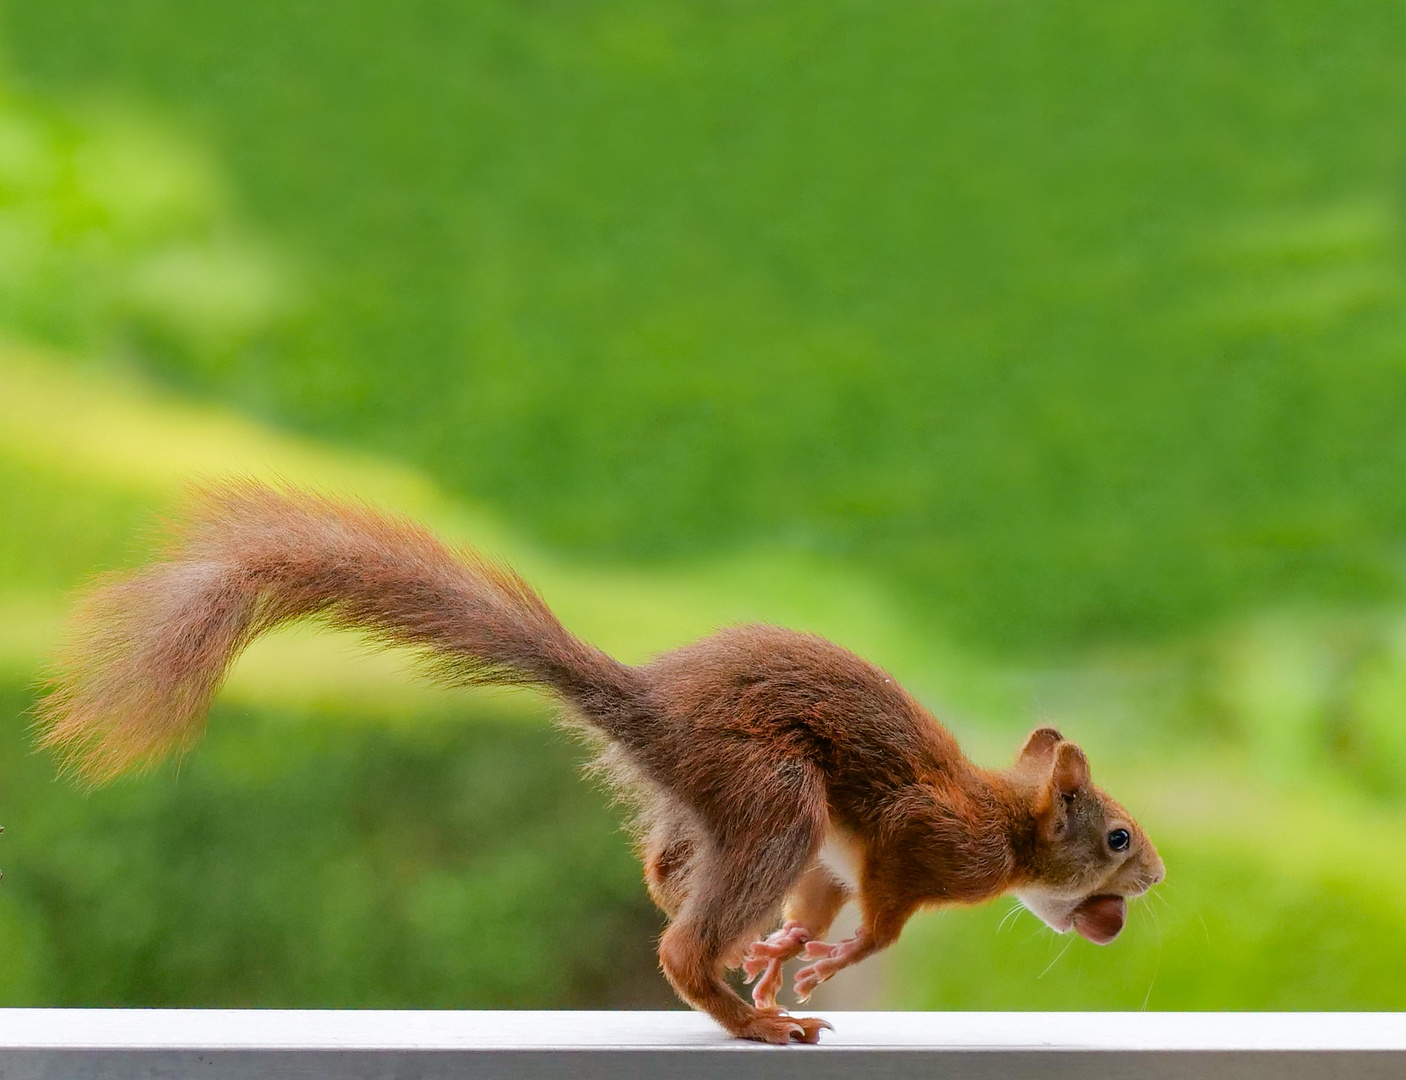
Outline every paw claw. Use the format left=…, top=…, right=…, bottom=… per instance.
left=736, top=1010, right=832, bottom=1045
left=792, top=962, right=829, bottom=1002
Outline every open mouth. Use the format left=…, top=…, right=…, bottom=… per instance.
left=1071, top=894, right=1126, bottom=944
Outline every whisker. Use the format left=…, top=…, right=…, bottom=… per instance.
left=1140, top=947, right=1161, bottom=1010
left=1141, top=895, right=1163, bottom=934
left=997, top=901, right=1025, bottom=934
left=1160, top=882, right=1210, bottom=946
left=1137, top=882, right=1168, bottom=1011
left=1037, top=936, right=1075, bottom=979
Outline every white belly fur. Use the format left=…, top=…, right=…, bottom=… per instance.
left=818, top=826, right=862, bottom=890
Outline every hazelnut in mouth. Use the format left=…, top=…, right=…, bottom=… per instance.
left=1071, top=894, right=1126, bottom=944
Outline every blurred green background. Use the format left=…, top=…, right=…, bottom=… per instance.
left=4, top=0, right=1406, bottom=1011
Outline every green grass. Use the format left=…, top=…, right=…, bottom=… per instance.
left=8, top=1, right=1406, bottom=650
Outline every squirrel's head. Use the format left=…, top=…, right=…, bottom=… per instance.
left=1007, top=727, right=1164, bottom=945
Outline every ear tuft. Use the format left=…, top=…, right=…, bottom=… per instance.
left=1051, top=742, right=1089, bottom=797
left=1018, top=726, right=1063, bottom=762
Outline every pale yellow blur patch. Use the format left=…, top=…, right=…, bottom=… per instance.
left=0, top=341, right=481, bottom=519
left=1, top=342, right=955, bottom=720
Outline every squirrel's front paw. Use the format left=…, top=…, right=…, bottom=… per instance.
left=743, top=920, right=812, bottom=969
left=742, top=920, right=813, bottom=1009
left=792, top=942, right=843, bottom=1002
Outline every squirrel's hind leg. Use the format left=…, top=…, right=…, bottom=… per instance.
left=656, top=763, right=830, bottom=1044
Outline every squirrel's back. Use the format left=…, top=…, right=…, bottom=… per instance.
left=643, top=624, right=962, bottom=796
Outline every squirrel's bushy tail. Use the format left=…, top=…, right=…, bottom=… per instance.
left=36, top=480, right=643, bottom=785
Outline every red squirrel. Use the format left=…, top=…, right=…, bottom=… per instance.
left=37, top=481, right=1164, bottom=1044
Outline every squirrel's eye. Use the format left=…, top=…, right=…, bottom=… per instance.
left=1107, top=828, right=1131, bottom=852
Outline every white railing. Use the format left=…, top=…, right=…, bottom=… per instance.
left=1, top=1010, right=1403, bottom=1078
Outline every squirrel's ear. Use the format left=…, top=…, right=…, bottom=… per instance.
left=1034, top=741, right=1089, bottom=840
left=1018, top=726, right=1063, bottom=762
left=1050, top=742, right=1089, bottom=798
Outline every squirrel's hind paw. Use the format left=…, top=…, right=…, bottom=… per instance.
left=734, top=1010, right=833, bottom=1045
